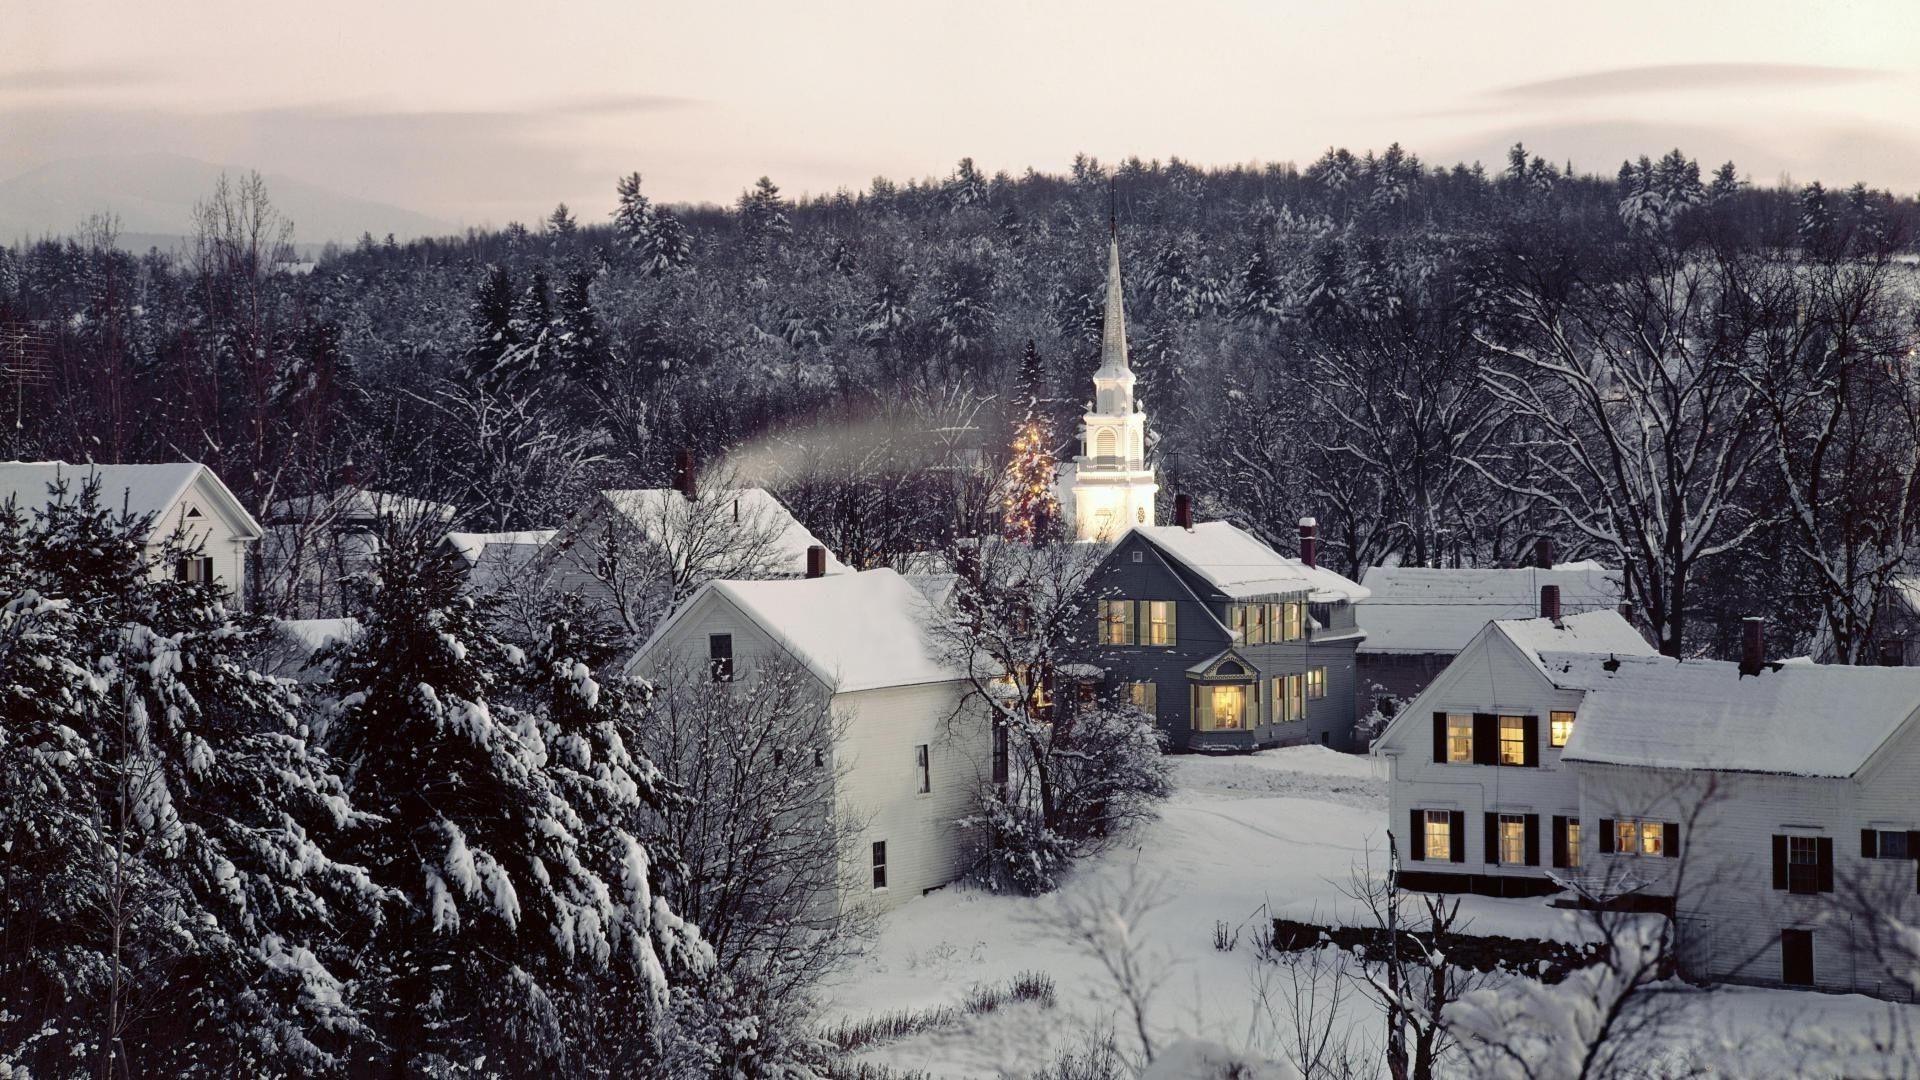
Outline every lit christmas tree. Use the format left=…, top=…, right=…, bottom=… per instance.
left=1003, top=340, right=1062, bottom=543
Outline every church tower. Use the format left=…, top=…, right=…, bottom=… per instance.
left=1070, top=229, right=1158, bottom=541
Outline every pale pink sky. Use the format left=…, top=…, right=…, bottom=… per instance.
left=5, top=0, right=1919, bottom=231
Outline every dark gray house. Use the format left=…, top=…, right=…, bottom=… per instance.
left=1075, top=507, right=1371, bottom=752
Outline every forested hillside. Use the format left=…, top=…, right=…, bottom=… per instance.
left=4, top=145, right=1917, bottom=659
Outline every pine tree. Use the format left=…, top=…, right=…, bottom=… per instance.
left=465, top=264, right=520, bottom=392
left=322, top=531, right=708, bottom=1075
left=1233, top=235, right=1291, bottom=329
left=1003, top=341, right=1062, bottom=543
left=546, top=203, right=578, bottom=239
left=0, top=478, right=377, bottom=1076
left=553, top=267, right=609, bottom=403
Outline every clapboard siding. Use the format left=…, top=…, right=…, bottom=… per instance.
left=630, top=588, right=987, bottom=914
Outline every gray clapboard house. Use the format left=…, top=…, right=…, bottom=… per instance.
left=1075, top=505, right=1371, bottom=751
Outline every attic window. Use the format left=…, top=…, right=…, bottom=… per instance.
left=1216, top=660, right=1246, bottom=677
left=1131, top=551, right=1143, bottom=563
left=185, top=506, right=204, bottom=519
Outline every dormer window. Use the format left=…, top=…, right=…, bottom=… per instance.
left=177, top=556, right=214, bottom=584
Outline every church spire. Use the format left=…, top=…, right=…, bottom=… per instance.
left=1096, top=227, right=1130, bottom=379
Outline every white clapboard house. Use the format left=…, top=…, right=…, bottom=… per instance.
left=0, top=460, right=263, bottom=602
left=624, top=558, right=990, bottom=911
left=1377, top=595, right=1920, bottom=995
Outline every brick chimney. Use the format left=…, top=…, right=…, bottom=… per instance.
left=1534, top=536, right=1555, bottom=570
left=1540, top=584, right=1562, bottom=623
left=805, top=545, right=827, bottom=579
left=674, top=448, right=697, bottom=500
left=1299, top=517, right=1318, bottom=569
left=1740, top=616, right=1765, bottom=676
left=1174, top=493, right=1193, bottom=531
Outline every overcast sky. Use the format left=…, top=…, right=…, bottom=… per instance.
left=6, top=0, right=1919, bottom=231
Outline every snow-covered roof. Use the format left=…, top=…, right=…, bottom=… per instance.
left=1490, top=609, right=1658, bottom=674
left=275, top=617, right=362, bottom=654
left=0, top=460, right=263, bottom=540
left=600, top=487, right=847, bottom=577
left=1131, top=521, right=1369, bottom=603
left=1550, top=652, right=1920, bottom=778
left=642, top=569, right=959, bottom=694
left=266, top=487, right=456, bottom=526
left=1356, top=564, right=1623, bottom=654
left=442, top=530, right=558, bottom=593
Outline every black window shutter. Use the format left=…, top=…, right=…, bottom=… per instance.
left=1448, top=810, right=1465, bottom=863
left=1522, top=715, right=1540, bottom=767
left=1432, top=713, right=1447, bottom=763
left=1552, top=815, right=1569, bottom=868
left=1908, top=829, right=1920, bottom=858
left=1472, top=713, right=1497, bottom=765
left=1408, top=810, right=1425, bottom=862
left=1771, top=835, right=1788, bottom=890
left=1484, top=812, right=1500, bottom=866
left=1863, top=829, right=1878, bottom=859
left=1525, top=814, right=1541, bottom=867
left=1598, top=818, right=1615, bottom=854
left=1817, top=836, right=1834, bottom=893
left=1663, top=822, right=1679, bottom=859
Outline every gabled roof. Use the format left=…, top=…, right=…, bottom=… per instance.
left=1493, top=610, right=1658, bottom=675
left=1130, top=521, right=1369, bottom=603
left=0, top=460, right=263, bottom=540
left=1356, top=564, right=1623, bottom=654
left=1549, top=652, right=1920, bottom=778
left=599, top=487, right=846, bottom=577
left=266, top=487, right=455, bottom=526
left=633, top=569, right=959, bottom=694
left=442, top=530, right=558, bottom=592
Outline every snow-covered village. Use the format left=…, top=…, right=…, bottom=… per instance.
left=8, top=5, right=1920, bottom=1078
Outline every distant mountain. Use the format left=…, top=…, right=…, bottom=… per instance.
left=0, top=153, right=458, bottom=248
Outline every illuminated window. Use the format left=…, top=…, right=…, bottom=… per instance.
left=1499, top=815, right=1526, bottom=866
left=1247, top=603, right=1267, bottom=645
left=1565, top=820, right=1582, bottom=868
left=1424, top=810, right=1452, bottom=861
left=1281, top=601, right=1305, bottom=641
left=1447, top=713, right=1473, bottom=763
left=1498, top=715, right=1526, bottom=765
left=1201, top=684, right=1247, bottom=730
left=1128, top=682, right=1158, bottom=715
left=1307, top=667, right=1327, bottom=700
left=1143, top=601, right=1176, bottom=645
left=1550, top=710, right=1575, bottom=748
left=1099, top=600, right=1134, bottom=645
left=1613, top=818, right=1669, bottom=857
left=1286, top=674, right=1306, bottom=721
left=1229, top=604, right=1247, bottom=641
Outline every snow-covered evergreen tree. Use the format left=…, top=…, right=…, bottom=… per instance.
left=1002, top=341, right=1062, bottom=543
left=0, top=479, right=377, bottom=1077
left=321, top=530, right=708, bottom=1075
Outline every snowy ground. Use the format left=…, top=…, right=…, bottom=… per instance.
left=821, top=747, right=1920, bottom=1078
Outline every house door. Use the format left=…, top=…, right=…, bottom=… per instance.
left=1781, top=929, right=1814, bottom=987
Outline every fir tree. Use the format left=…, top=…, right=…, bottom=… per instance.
left=546, top=202, right=578, bottom=239
left=465, top=264, right=520, bottom=392
left=553, top=267, right=609, bottom=404
left=321, top=531, right=708, bottom=1075
left=1002, top=341, right=1061, bottom=543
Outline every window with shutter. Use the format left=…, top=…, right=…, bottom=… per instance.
left=1422, top=809, right=1452, bottom=862
left=1787, top=836, right=1820, bottom=894
left=1498, top=715, right=1527, bottom=765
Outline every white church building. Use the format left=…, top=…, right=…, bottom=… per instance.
left=1060, top=231, right=1159, bottom=543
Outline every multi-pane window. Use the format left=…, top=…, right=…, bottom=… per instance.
left=1499, top=815, right=1527, bottom=866
left=1565, top=820, right=1583, bottom=868
left=1424, top=810, right=1452, bottom=861
left=1281, top=601, right=1306, bottom=641
left=1247, top=603, right=1267, bottom=645
left=991, top=723, right=1009, bottom=784
left=1788, top=835, right=1820, bottom=893
left=177, top=556, right=215, bottom=584
left=1202, top=684, right=1247, bottom=730
left=1306, top=667, right=1327, bottom=700
left=1615, top=818, right=1666, bottom=857
left=1550, top=710, right=1575, bottom=748
left=1447, top=713, right=1474, bottom=763
left=1128, top=681, right=1158, bottom=715
left=708, top=633, right=734, bottom=682
left=914, top=744, right=930, bottom=794
left=1229, top=604, right=1247, bottom=641
left=1143, top=601, right=1176, bottom=646
left=1099, top=600, right=1135, bottom=645
left=871, top=841, right=888, bottom=890
left=1871, top=830, right=1911, bottom=859
left=1286, top=674, right=1306, bottom=722
left=1498, top=715, right=1527, bottom=765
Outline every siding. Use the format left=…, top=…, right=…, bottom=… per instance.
left=631, top=590, right=987, bottom=914
left=1380, top=629, right=1584, bottom=881
left=151, top=475, right=252, bottom=604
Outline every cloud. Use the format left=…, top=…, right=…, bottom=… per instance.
left=0, top=64, right=156, bottom=92
left=546, top=93, right=701, bottom=116
left=1486, top=62, right=1885, bottom=101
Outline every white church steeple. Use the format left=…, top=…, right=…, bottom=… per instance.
left=1070, top=224, right=1158, bottom=541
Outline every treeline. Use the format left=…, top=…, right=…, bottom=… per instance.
left=2, top=146, right=1918, bottom=657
